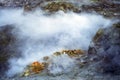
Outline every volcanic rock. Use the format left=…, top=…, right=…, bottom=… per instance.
left=43, top=2, right=81, bottom=13
left=88, top=22, right=120, bottom=74
left=82, top=0, right=120, bottom=18
left=0, top=25, right=15, bottom=76
left=0, top=25, right=22, bottom=77
left=53, top=49, right=85, bottom=57
left=22, top=61, right=45, bottom=77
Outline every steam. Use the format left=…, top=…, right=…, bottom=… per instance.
left=0, top=8, right=112, bottom=77
left=48, top=54, right=75, bottom=75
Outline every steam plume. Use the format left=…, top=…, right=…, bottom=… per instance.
left=0, top=8, right=112, bottom=77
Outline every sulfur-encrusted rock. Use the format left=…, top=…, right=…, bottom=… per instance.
left=23, top=1, right=81, bottom=13
left=22, top=61, right=45, bottom=76
left=53, top=49, right=85, bottom=57
left=43, top=2, right=81, bottom=13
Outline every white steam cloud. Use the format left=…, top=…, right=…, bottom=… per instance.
left=0, top=9, right=112, bottom=77
left=48, top=54, right=75, bottom=75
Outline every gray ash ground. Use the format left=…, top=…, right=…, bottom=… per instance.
left=0, top=0, right=120, bottom=80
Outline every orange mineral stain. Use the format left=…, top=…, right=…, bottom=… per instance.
left=31, top=61, right=45, bottom=74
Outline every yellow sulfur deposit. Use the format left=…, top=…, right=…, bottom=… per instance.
left=54, top=49, right=85, bottom=57
left=23, top=61, right=45, bottom=76
left=30, top=61, right=45, bottom=74
left=22, top=49, right=85, bottom=77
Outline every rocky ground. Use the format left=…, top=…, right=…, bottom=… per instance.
left=0, top=0, right=120, bottom=80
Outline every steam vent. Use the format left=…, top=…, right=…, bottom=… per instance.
left=0, top=0, right=120, bottom=80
